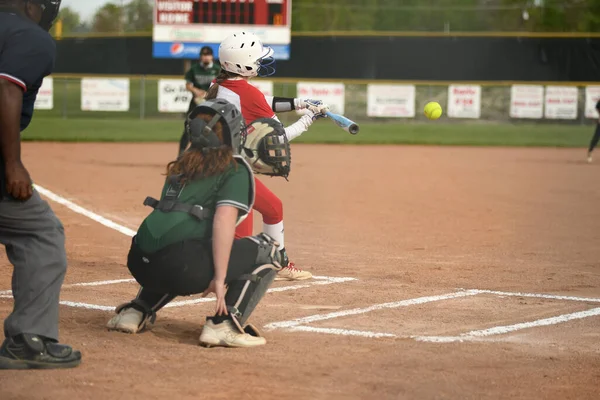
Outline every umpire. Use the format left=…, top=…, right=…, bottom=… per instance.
left=0, top=0, right=81, bottom=369
left=178, top=46, right=221, bottom=156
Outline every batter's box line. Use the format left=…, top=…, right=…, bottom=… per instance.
left=0, top=276, right=357, bottom=311
left=264, top=289, right=600, bottom=342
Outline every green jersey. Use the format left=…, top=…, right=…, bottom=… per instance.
left=136, top=157, right=254, bottom=253
left=185, top=61, right=221, bottom=91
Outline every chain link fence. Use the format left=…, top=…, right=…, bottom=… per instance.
left=38, top=76, right=597, bottom=126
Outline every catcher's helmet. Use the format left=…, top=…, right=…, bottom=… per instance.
left=185, top=99, right=244, bottom=154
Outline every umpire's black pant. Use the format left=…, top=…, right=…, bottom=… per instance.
left=126, top=236, right=260, bottom=315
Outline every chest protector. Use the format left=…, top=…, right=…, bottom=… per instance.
left=143, top=156, right=255, bottom=223
left=143, top=175, right=211, bottom=220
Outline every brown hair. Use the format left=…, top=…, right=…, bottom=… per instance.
left=205, top=69, right=242, bottom=100
left=166, top=113, right=235, bottom=182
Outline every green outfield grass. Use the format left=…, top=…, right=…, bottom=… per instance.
left=23, top=117, right=594, bottom=147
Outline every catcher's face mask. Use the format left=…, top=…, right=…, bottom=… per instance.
left=28, top=0, right=61, bottom=31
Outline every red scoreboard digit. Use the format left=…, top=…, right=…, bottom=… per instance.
left=190, top=0, right=288, bottom=26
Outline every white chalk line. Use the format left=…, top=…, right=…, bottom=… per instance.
left=415, top=307, right=600, bottom=343
left=0, top=295, right=115, bottom=312
left=0, top=276, right=356, bottom=312
left=34, top=184, right=136, bottom=237
left=289, top=325, right=397, bottom=338
left=267, top=289, right=600, bottom=342
left=265, top=290, right=480, bottom=330
left=466, top=289, right=600, bottom=303
left=0, top=278, right=139, bottom=296
left=164, top=276, right=356, bottom=308
left=59, top=301, right=115, bottom=311
left=12, top=184, right=358, bottom=311
left=30, top=185, right=600, bottom=343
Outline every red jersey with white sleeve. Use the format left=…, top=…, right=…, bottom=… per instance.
left=215, top=78, right=314, bottom=142
left=217, top=79, right=275, bottom=125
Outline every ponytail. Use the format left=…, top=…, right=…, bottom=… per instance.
left=205, top=69, right=243, bottom=100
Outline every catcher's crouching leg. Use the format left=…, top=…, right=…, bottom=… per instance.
left=199, top=234, right=283, bottom=348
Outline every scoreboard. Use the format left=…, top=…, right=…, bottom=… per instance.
left=153, top=0, right=291, bottom=60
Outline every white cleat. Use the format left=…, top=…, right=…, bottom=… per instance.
left=199, top=320, right=266, bottom=348
left=106, top=307, right=145, bottom=334
left=587, top=154, right=593, bottom=163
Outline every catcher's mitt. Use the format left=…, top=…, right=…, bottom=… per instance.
left=243, top=118, right=291, bottom=179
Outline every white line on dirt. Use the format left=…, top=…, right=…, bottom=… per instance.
left=414, top=307, right=600, bottom=343
left=0, top=295, right=115, bottom=311
left=35, top=185, right=137, bottom=237
left=1, top=276, right=356, bottom=311
left=0, top=278, right=138, bottom=295
left=19, top=185, right=358, bottom=307
left=59, top=301, right=115, bottom=311
left=265, top=290, right=480, bottom=330
left=466, top=289, right=600, bottom=303
left=289, top=325, right=397, bottom=338
left=68, top=278, right=137, bottom=287
left=0, top=276, right=356, bottom=296
left=165, top=276, right=356, bottom=308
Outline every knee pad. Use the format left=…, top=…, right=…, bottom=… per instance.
left=247, top=233, right=284, bottom=268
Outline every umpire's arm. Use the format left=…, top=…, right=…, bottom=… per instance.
left=0, top=78, right=32, bottom=200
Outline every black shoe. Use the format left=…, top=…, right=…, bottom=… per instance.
left=0, top=334, right=82, bottom=370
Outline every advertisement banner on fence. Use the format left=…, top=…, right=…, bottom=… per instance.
left=158, top=79, right=193, bottom=113
left=366, top=84, right=416, bottom=118
left=34, top=77, right=53, bottom=110
left=296, top=82, right=345, bottom=115
left=81, top=78, right=130, bottom=112
left=509, top=85, right=544, bottom=119
left=447, top=85, right=481, bottom=119
left=544, top=86, right=578, bottom=119
left=584, top=86, right=600, bottom=119
left=250, top=80, right=274, bottom=97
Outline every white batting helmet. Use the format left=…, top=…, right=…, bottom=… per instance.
left=218, top=32, right=275, bottom=77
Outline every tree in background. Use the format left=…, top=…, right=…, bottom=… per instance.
left=292, top=0, right=600, bottom=32
left=125, top=0, right=153, bottom=32
left=91, top=0, right=153, bottom=33
left=49, top=6, right=86, bottom=36
left=81, top=0, right=599, bottom=33
left=92, top=3, right=124, bottom=33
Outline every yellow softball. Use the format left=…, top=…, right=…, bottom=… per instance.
left=424, top=101, right=443, bottom=120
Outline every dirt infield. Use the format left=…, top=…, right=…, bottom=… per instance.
left=1, top=143, right=599, bottom=400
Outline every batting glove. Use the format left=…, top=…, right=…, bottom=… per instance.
left=299, top=99, right=330, bottom=116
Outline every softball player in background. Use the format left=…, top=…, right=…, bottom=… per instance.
left=178, top=46, right=221, bottom=156
left=205, top=31, right=329, bottom=281
left=587, top=98, right=600, bottom=163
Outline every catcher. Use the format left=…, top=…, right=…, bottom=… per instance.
left=106, top=99, right=292, bottom=348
